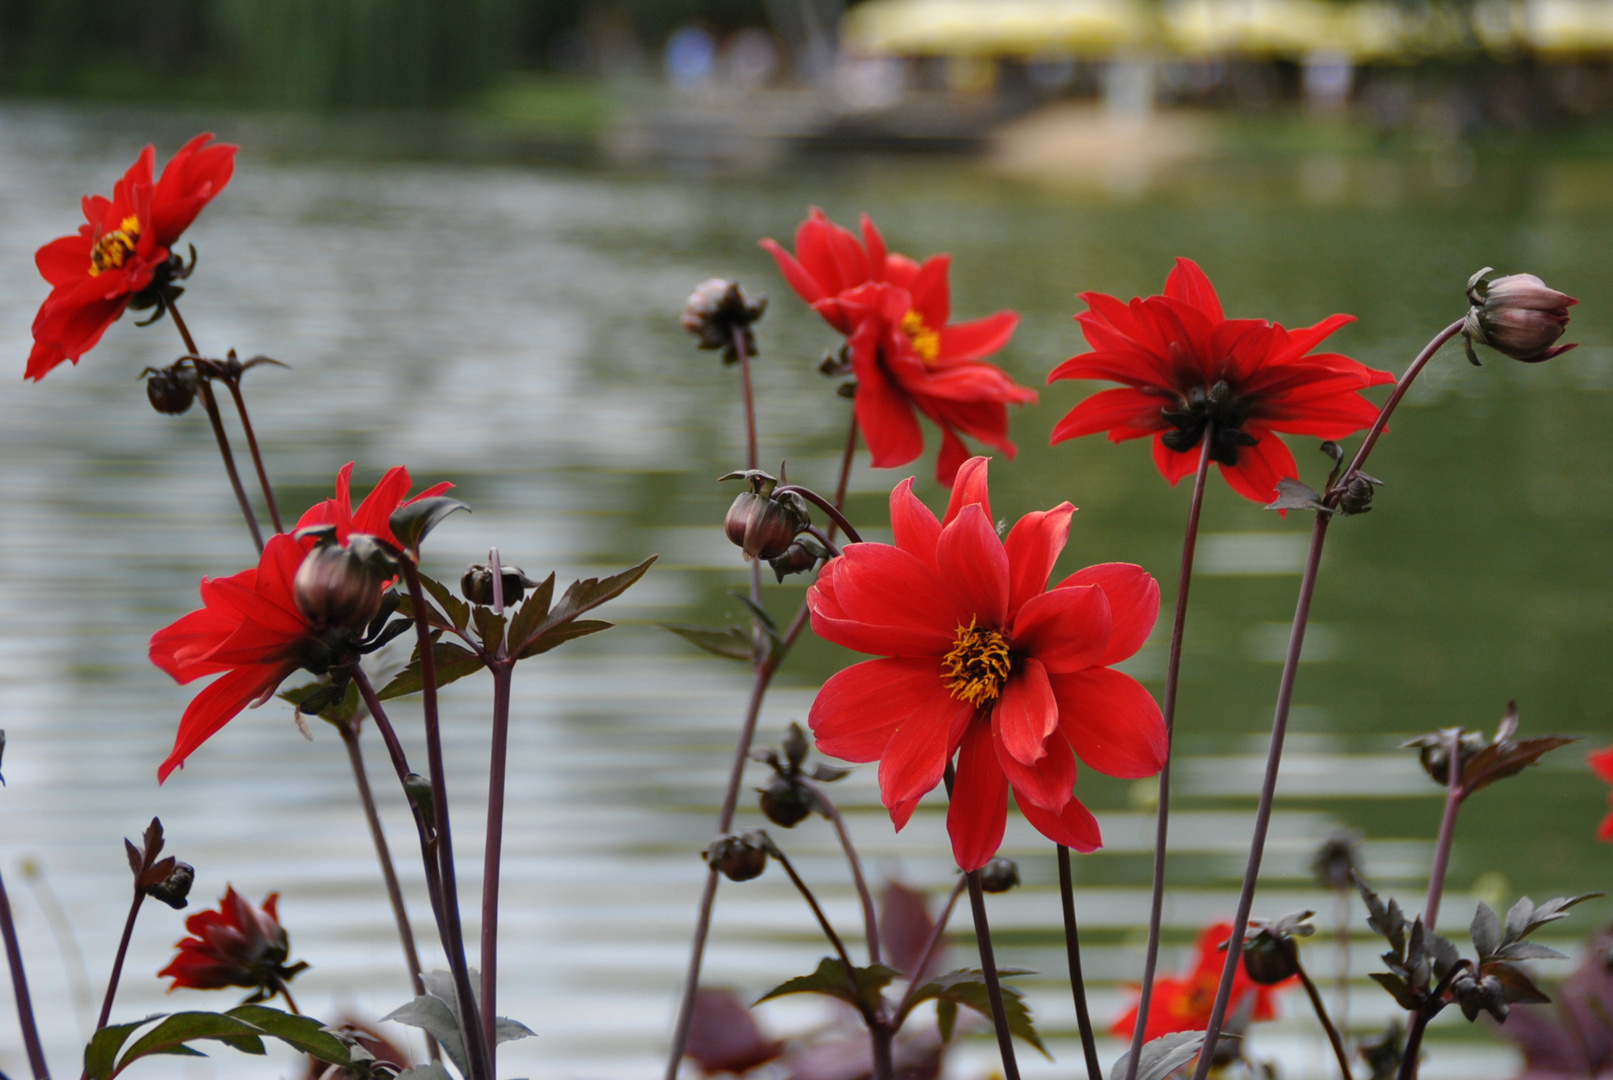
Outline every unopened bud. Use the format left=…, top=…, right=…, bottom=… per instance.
left=145, top=861, right=195, bottom=909
left=144, top=364, right=198, bottom=415
left=1310, top=829, right=1362, bottom=891
left=979, top=858, right=1020, bottom=893
left=1464, top=269, right=1578, bottom=364
left=1241, top=928, right=1300, bottom=985
left=759, top=774, right=815, bottom=827
left=1403, top=727, right=1487, bottom=787
left=294, top=543, right=388, bottom=632
left=769, top=536, right=826, bottom=582
left=682, top=279, right=767, bottom=362
left=719, top=471, right=807, bottom=561
left=704, top=831, right=769, bottom=882
left=1336, top=473, right=1380, bottom=516
left=461, top=564, right=536, bottom=606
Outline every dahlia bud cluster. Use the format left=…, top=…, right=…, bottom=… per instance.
left=721, top=469, right=811, bottom=563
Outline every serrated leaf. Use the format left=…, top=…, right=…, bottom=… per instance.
left=86, top=1016, right=162, bottom=1080
left=518, top=619, right=613, bottom=659
left=515, top=557, right=656, bottom=654
left=1493, top=941, right=1567, bottom=962
left=1485, top=961, right=1552, bottom=1005
left=378, top=642, right=487, bottom=700
left=662, top=624, right=754, bottom=662
left=505, top=573, right=556, bottom=656
left=418, top=573, right=471, bottom=633
left=1369, top=972, right=1422, bottom=1010
left=1428, top=930, right=1462, bottom=980
left=495, top=1016, right=536, bottom=1045
left=1112, top=1030, right=1208, bottom=1080
left=1359, top=879, right=1407, bottom=957
left=1266, top=478, right=1331, bottom=514
left=1472, top=903, right=1502, bottom=959
left=902, top=968, right=1048, bottom=1059
left=472, top=606, right=507, bottom=651
left=116, top=1012, right=269, bottom=1075
left=1464, top=735, right=1581, bottom=795
left=1505, top=896, right=1536, bottom=943
left=390, top=497, right=470, bottom=556
left=226, top=1005, right=353, bottom=1065
left=756, top=957, right=900, bottom=1017
left=383, top=995, right=466, bottom=1078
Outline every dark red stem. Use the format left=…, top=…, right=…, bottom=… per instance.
left=1058, top=845, right=1103, bottom=1080
left=221, top=376, right=283, bottom=533
left=1294, top=953, right=1354, bottom=1080
left=168, top=303, right=262, bottom=552
left=481, top=660, right=514, bottom=1066
left=92, top=889, right=143, bottom=1035
left=800, top=779, right=879, bottom=965
left=0, top=867, right=49, bottom=1079
left=1423, top=728, right=1465, bottom=933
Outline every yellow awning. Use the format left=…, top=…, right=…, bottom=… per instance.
left=842, top=0, right=1155, bottom=57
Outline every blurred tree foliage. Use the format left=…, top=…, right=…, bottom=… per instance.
left=0, top=0, right=768, bottom=107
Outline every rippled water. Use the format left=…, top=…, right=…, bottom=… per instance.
left=0, top=105, right=1610, bottom=1079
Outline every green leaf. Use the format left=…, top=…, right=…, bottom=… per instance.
left=472, top=606, right=507, bottom=651
left=731, top=592, right=777, bottom=634
left=383, top=995, right=466, bottom=1078
left=515, top=557, right=655, bottom=654
left=225, top=1005, right=352, bottom=1065
left=495, top=1016, right=537, bottom=1045
left=662, top=624, right=755, bottom=662
left=518, top=619, right=612, bottom=659
left=86, top=1016, right=162, bottom=1080
left=115, top=1012, right=269, bottom=1076
left=390, top=497, right=470, bottom=556
left=755, top=957, right=901, bottom=1017
left=902, top=968, right=1048, bottom=1059
left=1112, top=1030, right=1210, bottom=1080
left=936, top=998, right=957, bottom=1044
left=1266, top=478, right=1331, bottom=514
left=378, top=642, right=487, bottom=700
left=418, top=573, right=471, bottom=633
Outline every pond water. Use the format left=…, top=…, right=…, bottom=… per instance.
left=0, top=104, right=1609, bottom=1079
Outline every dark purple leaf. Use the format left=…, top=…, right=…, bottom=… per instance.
left=879, top=882, right=936, bottom=983
left=683, top=989, right=782, bottom=1076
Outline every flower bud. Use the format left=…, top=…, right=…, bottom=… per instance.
left=1310, top=829, right=1362, bottom=891
left=294, top=543, right=388, bottom=632
left=682, top=278, right=767, bottom=362
left=704, top=831, right=769, bottom=882
left=460, top=564, right=537, bottom=607
left=1241, top=927, right=1300, bottom=985
left=769, top=536, right=826, bottom=583
left=145, top=861, right=195, bottom=910
left=1463, top=268, right=1578, bottom=364
left=725, top=491, right=765, bottom=548
left=1402, top=727, right=1487, bottom=787
left=144, top=364, right=198, bottom=415
left=979, top=857, right=1020, bottom=893
left=1336, top=474, right=1380, bottom=516
left=719, top=471, right=808, bottom=562
left=759, top=774, right=815, bottom=827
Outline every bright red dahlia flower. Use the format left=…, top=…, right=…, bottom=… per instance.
left=159, top=887, right=306, bottom=1001
left=149, top=464, right=448, bottom=782
left=761, top=209, right=1035, bottom=486
left=27, top=133, right=237, bottom=381
left=1049, top=258, right=1395, bottom=504
left=1589, top=747, right=1613, bottom=841
left=806, top=456, right=1166, bottom=871
left=1111, top=922, right=1290, bottom=1042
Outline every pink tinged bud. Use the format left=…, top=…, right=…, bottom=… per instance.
left=1464, top=268, right=1578, bottom=364
left=293, top=543, right=387, bottom=632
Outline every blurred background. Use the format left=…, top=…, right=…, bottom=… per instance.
left=1, top=2, right=1612, bottom=1079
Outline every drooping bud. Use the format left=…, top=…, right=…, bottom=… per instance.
left=704, top=831, right=769, bottom=882
left=682, top=278, right=767, bottom=363
left=1336, top=472, right=1382, bottom=516
left=1236, top=910, right=1313, bottom=985
left=1463, top=268, right=1578, bottom=364
left=460, top=564, right=538, bottom=606
left=769, top=535, right=827, bottom=583
left=758, top=773, right=815, bottom=827
left=294, top=541, right=389, bottom=632
left=719, top=470, right=809, bottom=562
left=751, top=722, right=846, bottom=829
left=1310, top=829, right=1363, bottom=891
left=145, top=861, right=196, bottom=909
left=979, top=858, right=1020, bottom=893
left=143, top=363, right=198, bottom=415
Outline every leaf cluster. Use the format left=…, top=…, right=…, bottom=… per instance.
left=664, top=591, right=779, bottom=665
left=1112, top=1030, right=1212, bottom=1080
left=1401, top=703, right=1579, bottom=794
left=381, top=970, right=534, bottom=1080
left=85, top=1006, right=372, bottom=1080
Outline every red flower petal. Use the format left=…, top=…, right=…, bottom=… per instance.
left=993, top=694, right=1075, bottom=808
left=1012, top=584, right=1111, bottom=675
left=1003, top=504, right=1074, bottom=616
left=936, top=503, right=1009, bottom=629
left=935, top=427, right=970, bottom=486
left=910, top=254, right=951, bottom=329
left=851, top=322, right=925, bottom=469
left=1218, top=427, right=1297, bottom=505
left=1016, top=787, right=1102, bottom=852
left=808, top=544, right=957, bottom=656
left=1051, top=667, right=1167, bottom=779
left=1150, top=434, right=1203, bottom=487
left=159, top=662, right=297, bottom=782
left=880, top=688, right=974, bottom=815
left=947, top=720, right=1009, bottom=871
left=1050, top=387, right=1167, bottom=445
left=1164, top=257, right=1224, bottom=322
left=1056, top=563, right=1159, bottom=665
left=938, top=311, right=1017, bottom=362
left=1591, top=746, right=1613, bottom=785
left=942, top=456, right=992, bottom=526
left=809, top=656, right=945, bottom=762
left=888, top=477, right=942, bottom=566
left=994, top=657, right=1059, bottom=766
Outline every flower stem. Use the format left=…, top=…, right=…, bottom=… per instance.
left=801, top=779, right=880, bottom=966
left=1294, top=952, right=1353, bottom=1080
left=827, top=413, right=858, bottom=544
left=400, top=560, right=491, bottom=1080
left=1191, top=510, right=1333, bottom=1079
left=1423, top=728, right=1465, bottom=933
left=481, top=660, right=514, bottom=1067
left=770, top=846, right=860, bottom=983
left=0, top=867, right=50, bottom=1080
left=894, top=879, right=967, bottom=1019
left=1334, top=318, right=1465, bottom=497
left=1124, top=430, right=1214, bottom=1080
left=1333, top=887, right=1351, bottom=1033
left=1397, top=1010, right=1430, bottom=1080
left=167, top=302, right=262, bottom=552
left=336, top=723, right=434, bottom=1053
left=734, top=327, right=758, bottom=472
left=802, top=524, right=843, bottom=559
left=1057, top=845, right=1103, bottom=1080
left=220, top=375, right=283, bottom=534
left=92, top=889, right=144, bottom=1035
left=774, top=485, right=863, bottom=543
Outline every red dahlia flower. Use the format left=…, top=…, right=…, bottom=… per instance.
left=1049, top=258, right=1395, bottom=504
left=149, top=464, right=448, bottom=782
left=27, top=134, right=236, bottom=381
left=761, top=209, right=1035, bottom=486
left=806, top=457, right=1166, bottom=871
left=1111, top=921, right=1291, bottom=1042
left=159, top=887, right=306, bottom=1002
left=1589, top=747, right=1613, bottom=841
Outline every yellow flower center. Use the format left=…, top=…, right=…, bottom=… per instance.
left=941, top=618, right=1012, bottom=707
left=900, top=309, right=941, bottom=364
left=89, top=216, right=141, bottom=276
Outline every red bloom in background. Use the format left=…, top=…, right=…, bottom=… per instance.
left=1112, top=922, right=1291, bottom=1042
left=27, top=134, right=236, bottom=381
left=159, top=887, right=306, bottom=1001
left=1590, top=747, right=1613, bottom=841
left=761, top=209, right=1036, bottom=485
left=806, top=457, right=1166, bottom=871
left=149, top=465, right=447, bottom=781
left=1049, top=259, right=1395, bottom=504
